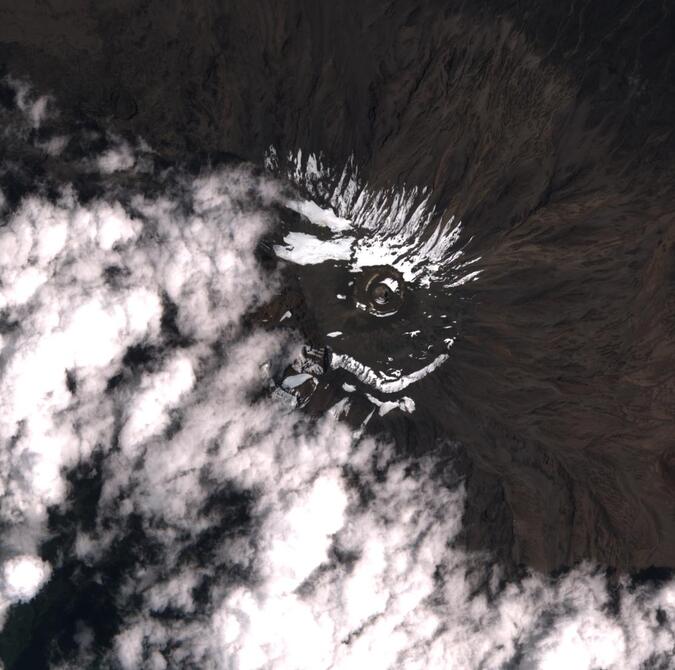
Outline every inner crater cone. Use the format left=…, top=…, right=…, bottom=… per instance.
left=355, top=266, right=406, bottom=318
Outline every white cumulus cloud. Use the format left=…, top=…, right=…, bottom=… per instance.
left=1, top=81, right=675, bottom=670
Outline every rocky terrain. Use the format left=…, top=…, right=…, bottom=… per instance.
left=2, top=0, right=675, bottom=576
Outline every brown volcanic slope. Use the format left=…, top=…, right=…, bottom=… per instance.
left=2, top=0, right=675, bottom=572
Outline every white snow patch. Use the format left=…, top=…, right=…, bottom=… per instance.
left=365, top=394, right=416, bottom=416
left=378, top=276, right=400, bottom=293
left=282, top=373, right=315, bottom=390
left=287, top=199, right=353, bottom=233
left=274, top=232, right=354, bottom=265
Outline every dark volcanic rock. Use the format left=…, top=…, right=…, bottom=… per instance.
left=2, top=0, right=675, bottom=573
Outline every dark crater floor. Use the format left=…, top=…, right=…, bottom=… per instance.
left=2, top=0, right=675, bottom=576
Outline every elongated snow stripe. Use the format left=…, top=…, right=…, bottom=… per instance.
left=330, top=352, right=449, bottom=393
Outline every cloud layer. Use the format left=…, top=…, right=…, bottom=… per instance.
left=1, top=77, right=675, bottom=669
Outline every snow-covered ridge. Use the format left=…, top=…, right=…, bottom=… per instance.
left=330, top=352, right=449, bottom=393
left=267, top=147, right=481, bottom=290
